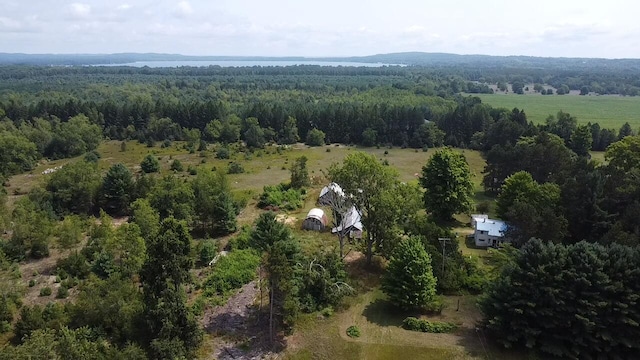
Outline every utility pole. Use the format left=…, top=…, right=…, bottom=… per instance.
left=438, top=237, right=451, bottom=280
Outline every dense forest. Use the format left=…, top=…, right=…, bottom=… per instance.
left=1, top=61, right=640, bottom=359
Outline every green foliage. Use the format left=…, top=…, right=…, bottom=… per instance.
left=56, top=251, right=91, bottom=279
left=197, top=239, right=217, bottom=266
left=346, top=325, right=361, bottom=338
left=192, top=170, right=237, bottom=235
left=141, top=217, right=201, bottom=359
left=55, top=215, right=85, bottom=250
left=290, top=155, right=310, bottom=189
left=84, top=150, right=101, bottom=163
left=40, top=286, right=51, bottom=296
left=305, top=128, right=326, bottom=146
left=420, top=148, right=474, bottom=221
left=258, top=183, right=305, bottom=211
left=129, top=198, right=160, bottom=242
left=299, top=251, right=351, bottom=312
left=243, top=117, right=266, bottom=148
left=148, top=175, right=195, bottom=222
left=169, top=159, right=183, bottom=172
left=267, top=236, right=302, bottom=332
left=8, top=197, right=54, bottom=260
left=140, top=155, right=159, bottom=173
left=280, top=116, right=300, bottom=144
left=46, top=160, right=101, bottom=215
left=56, top=286, right=69, bottom=299
left=250, top=211, right=292, bottom=252
left=39, top=287, right=52, bottom=296
left=497, top=171, right=567, bottom=245
left=100, top=163, right=134, bottom=216
left=382, top=237, right=437, bottom=310
left=216, top=146, right=230, bottom=159
left=402, top=317, right=457, bottom=333
left=46, top=114, right=103, bottom=159
left=70, top=276, right=144, bottom=344
left=0, top=130, right=39, bottom=176
left=479, top=239, right=640, bottom=358
left=226, top=225, right=252, bottom=250
left=203, top=249, right=260, bottom=296
left=329, top=151, right=400, bottom=264
left=227, top=161, right=244, bottom=174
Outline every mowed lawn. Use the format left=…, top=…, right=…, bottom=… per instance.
left=474, top=94, right=640, bottom=129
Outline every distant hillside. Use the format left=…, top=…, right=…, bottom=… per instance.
left=2, top=52, right=640, bottom=71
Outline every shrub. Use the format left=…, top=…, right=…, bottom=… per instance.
left=56, top=252, right=91, bottom=279
left=56, top=286, right=69, bottom=299
left=198, top=240, right=217, bottom=266
left=170, top=159, right=184, bottom=172
left=305, top=128, right=325, bottom=146
left=84, top=150, right=101, bottom=163
left=227, top=225, right=252, bottom=250
left=188, top=165, right=198, bottom=175
left=140, top=155, right=159, bottom=173
left=28, top=279, right=36, bottom=287
left=203, top=249, right=260, bottom=297
left=346, top=325, right=361, bottom=338
left=216, top=147, right=230, bottom=159
left=402, top=317, right=457, bottom=333
left=39, top=287, right=52, bottom=296
left=227, top=162, right=244, bottom=174
left=258, top=183, right=304, bottom=211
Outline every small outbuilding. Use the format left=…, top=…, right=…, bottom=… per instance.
left=318, top=182, right=345, bottom=205
left=302, top=208, right=328, bottom=231
left=332, top=206, right=363, bottom=239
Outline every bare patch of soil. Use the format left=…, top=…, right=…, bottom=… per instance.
left=202, top=280, right=281, bottom=359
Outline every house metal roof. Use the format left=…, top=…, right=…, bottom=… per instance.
left=331, top=206, right=363, bottom=233
left=475, top=218, right=507, bottom=237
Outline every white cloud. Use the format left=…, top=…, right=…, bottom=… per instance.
left=68, top=3, right=91, bottom=19
left=174, top=1, right=193, bottom=18
left=116, top=4, right=132, bottom=11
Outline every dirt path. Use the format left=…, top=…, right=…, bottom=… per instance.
left=202, top=279, right=278, bottom=360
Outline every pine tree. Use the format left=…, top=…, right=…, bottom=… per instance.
left=382, top=236, right=437, bottom=310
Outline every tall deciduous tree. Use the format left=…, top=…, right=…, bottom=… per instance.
left=497, top=171, right=567, bottom=245
left=279, top=116, right=299, bottom=144
left=130, top=198, right=160, bottom=243
left=328, top=152, right=399, bottom=265
left=382, top=236, right=436, bottom=310
left=420, top=148, right=474, bottom=222
left=192, top=170, right=237, bottom=235
left=46, top=160, right=101, bottom=216
left=148, top=175, right=194, bottom=222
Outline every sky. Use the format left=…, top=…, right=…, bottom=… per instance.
left=1, top=0, right=639, bottom=58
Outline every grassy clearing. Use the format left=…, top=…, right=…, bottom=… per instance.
left=286, top=286, right=526, bottom=360
left=474, top=94, right=640, bottom=129
left=6, top=141, right=491, bottom=211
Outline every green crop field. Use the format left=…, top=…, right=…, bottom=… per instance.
left=474, top=94, right=640, bottom=130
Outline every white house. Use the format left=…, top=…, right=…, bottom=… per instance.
left=473, top=217, right=508, bottom=247
left=302, top=208, right=328, bottom=231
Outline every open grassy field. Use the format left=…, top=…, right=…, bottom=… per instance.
left=474, top=94, right=640, bottom=129
left=5, top=141, right=490, bottom=210
left=286, top=285, right=528, bottom=360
